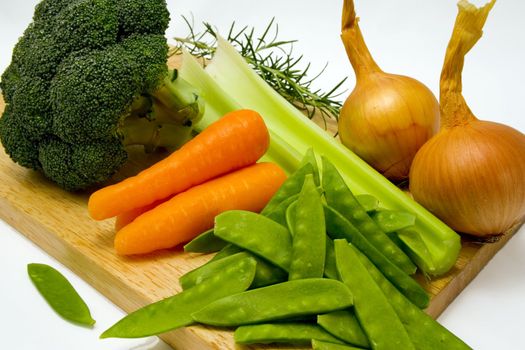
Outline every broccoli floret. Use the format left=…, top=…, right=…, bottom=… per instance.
left=53, top=0, right=119, bottom=52
left=117, top=0, right=170, bottom=37
left=39, top=138, right=127, bottom=190
left=0, top=105, right=41, bottom=170
left=0, top=64, right=20, bottom=104
left=12, top=76, right=52, bottom=138
left=0, top=0, right=204, bottom=191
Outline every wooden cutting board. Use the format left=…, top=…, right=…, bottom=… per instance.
left=0, top=57, right=522, bottom=349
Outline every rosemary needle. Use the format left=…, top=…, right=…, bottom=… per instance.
left=172, top=17, right=347, bottom=132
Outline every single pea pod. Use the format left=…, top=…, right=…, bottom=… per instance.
left=396, top=228, right=436, bottom=275
left=188, top=248, right=287, bottom=289
left=323, top=237, right=338, bottom=280
left=210, top=243, right=244, bottom=262
left=299, top=147, right=321, bottom=186
left=27, top=263, right=95, bottom=326
left=180, top=252, right=252, bottom=289
left=101, top=255, right=256, bottom=338
left=334, top=240, right=415, bottom=350
left=322, top=157, right=416, bottom=275
left=183, top=229, right=227, bottom=253
left=285, top=200, right=298, bottom=236
left=265, top=193, right=300, bottom=227
left=355, top=247, right=471, bottom=350
left=288, top=174, right=326, bottom=280
left=356, top=194, right=380, bottom=213
left=325, top=205, right=429, bottom=309
left=192, top=278, right=353, bottom=327
left=317, top=310, right=370, bottom=349
left=261, top=163, right=314, bottom=215
left=248, top=256, right=288, bottom=288
left=370, top=210, right=416, bottom=233
left=214, top=210, right=292, bottom=271
left=269, top=184, right=323, bottom=228
left=312, top=339, right=365, bottom=350
left=234, top=323, right=344, bottom=345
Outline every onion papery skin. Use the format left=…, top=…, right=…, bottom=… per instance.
left=409, top=120, right=525, bottom=237
left=339, top=72, right=439, bottom=182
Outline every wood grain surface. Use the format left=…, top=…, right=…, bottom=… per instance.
left=0, top=58, right=522, bottom=349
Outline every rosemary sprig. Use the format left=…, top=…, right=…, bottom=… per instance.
left=172, top=17, right=347, bottom=130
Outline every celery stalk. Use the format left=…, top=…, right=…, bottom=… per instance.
left=180, top=39, right=460, bottom=276
left=180, top=49, right=301, bottom=173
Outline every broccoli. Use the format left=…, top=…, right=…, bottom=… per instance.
left=0, top=0, right=204, bottom=191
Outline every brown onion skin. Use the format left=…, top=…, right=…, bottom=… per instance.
left=409, top=120, right=525, bottom=236
left=339, top=72, right=439, bottom=181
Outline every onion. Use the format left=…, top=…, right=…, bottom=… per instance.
left=338, top=0, right=439, bottom=182
left=409, top=0, right=525, bottom=237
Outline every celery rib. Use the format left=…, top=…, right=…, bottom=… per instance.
left=180, top=38, right=460, bottom=276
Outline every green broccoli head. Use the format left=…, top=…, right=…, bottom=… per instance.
left=117, top=0, right=170, bottom=36
left=38, top=138, right=127, bottom=191
left=0, top=105, right=41, bottom=170
left=0, top=0, right=203, bottom=191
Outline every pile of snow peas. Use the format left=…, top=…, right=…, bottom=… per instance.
left=101, top=150, right=471, bottom=349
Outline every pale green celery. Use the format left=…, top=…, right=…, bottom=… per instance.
left=180, top=38, right=460, bottom=276
left=180, top=49, right=301, bottom=173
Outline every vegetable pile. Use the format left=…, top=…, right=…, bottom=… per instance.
left=3, top=0, right=523, bottom=348
left=100, top=155, right=471, bottom=349
left=179, top=35, right=460, bottom=276
left=0, top=0, right=203, bottom=191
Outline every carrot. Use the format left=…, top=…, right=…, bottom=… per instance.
left=88, top=109, right=270, bottom=221
left=114, top=198, right=167, bottom=231
left=114, top=162, right=287, bottom=255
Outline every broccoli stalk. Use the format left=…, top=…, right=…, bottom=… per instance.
left=120, top=69, right=204, bottom=151
left=152, top=70, right=205, bottom=127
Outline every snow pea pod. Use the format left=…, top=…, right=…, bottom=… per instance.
left=189, top=246, right=286, bottom=289
left=312, top=339, right=365, bottom=350
left=210, top=243, right=243, bottom=262
left=371, top=210, right=416, bottom=233
left=323, top=237, right=338, bottom=280
left=192, top=278, right=353, bottom=327
left=101, top=255, right=256, bottom=338
left=265, top=193, right=300, bottom=227
left=288, top=174, right=326, bottom=280
left=334, top=240, right=415, bottom=350
left=234, top=323, right=344, bottom=345
left=356, top=194, right=379, bottom=213
left=324, top=205, right=429, bottom=309
left=355, top=248, right=471, bottom=350
left=27, top=263, right=95, bottom=326
left=261, top=163, right=314, bottom=215
left=180, top=252, right=252, bottom=289
left=205, top=243, right=287, bottom=288
left=285, top=200, right=298, bottom=236
left=248, top=255, right=288, bottom=288
left=270, top=184, right=323, bottom=228
left=396, top=228, right=436, bottom=275
left=322, top=157, right=416, bottom=275
left=317, top=310, right=370, bottom=349
left=214, top=210, right=292, bottom=270
left=299, top=147, right=320, bottom=186
left=183, top=229, right=227, bottom=253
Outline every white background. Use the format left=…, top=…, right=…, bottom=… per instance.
left=1, top=0, right=524, bottom=349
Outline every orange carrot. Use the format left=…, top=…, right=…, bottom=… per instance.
left=114, top=162, right=286, bottom=255
left=114, top=198, right=167, bottom=231
left=88, top=109, right=270, bottom=221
